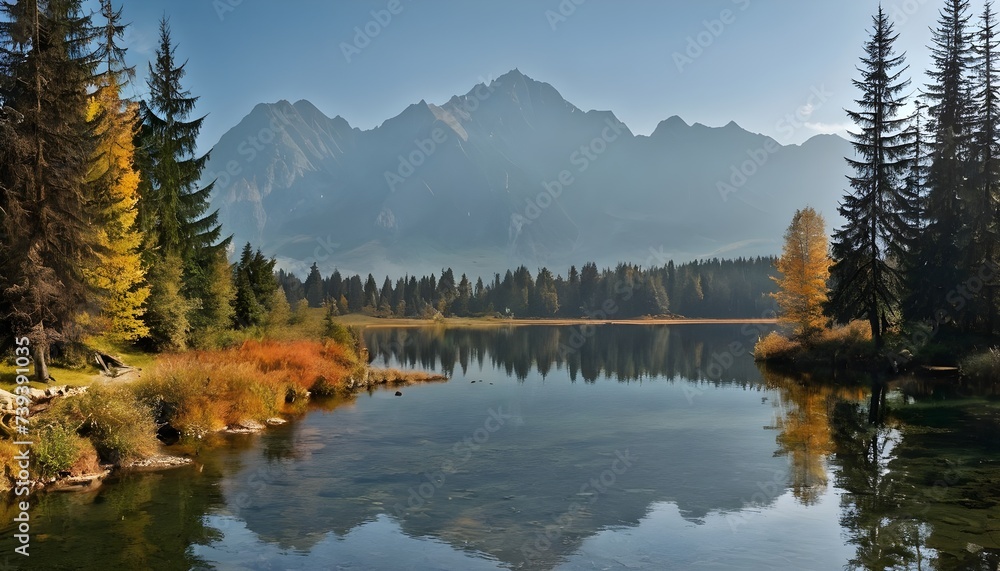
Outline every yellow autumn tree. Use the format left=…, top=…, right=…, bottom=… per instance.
left=772, top=207, right=831, bottom=339
left=84, top=76, right=150, bottom=343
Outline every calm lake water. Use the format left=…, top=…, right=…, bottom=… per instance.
left=2, top=324, right=999, bottom=570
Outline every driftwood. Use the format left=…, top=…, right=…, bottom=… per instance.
left=94, top=352, right=130, bottom=376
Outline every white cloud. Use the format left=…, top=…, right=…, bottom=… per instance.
left=803, top=121, right=855, bottom=135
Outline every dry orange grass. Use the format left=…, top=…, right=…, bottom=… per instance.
left=753, top=331, right=802, bottom=361
left=815, top=320, right=872, bottom=345
left=135, top=340, right=358, bottom=436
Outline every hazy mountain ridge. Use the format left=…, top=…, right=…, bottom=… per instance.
left=203, top=69, right=852, bottom=277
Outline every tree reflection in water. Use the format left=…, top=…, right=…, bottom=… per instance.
left=760, top=366, right=867, bottom=506
left=762, top=363, right=1000, bottom=571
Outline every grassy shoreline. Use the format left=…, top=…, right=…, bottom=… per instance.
left=753, top=321, right=1000, bottom=382
left=0, top=329, right=445, bottom=493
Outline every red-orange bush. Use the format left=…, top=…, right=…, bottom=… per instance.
left=134, top=340, right=358, bottom=436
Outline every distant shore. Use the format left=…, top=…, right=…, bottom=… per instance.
left=333, top=315, right=779, bottom=329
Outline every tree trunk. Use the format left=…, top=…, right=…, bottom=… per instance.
left=32, top=322, right=50, bottom=382
left=869, top=311, right=882, bottom=351
left=33, top=341, right=49, bottom=383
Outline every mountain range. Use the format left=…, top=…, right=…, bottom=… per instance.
left=202, top=69, right=853, bottom=278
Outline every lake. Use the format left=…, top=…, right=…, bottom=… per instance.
left=2, top=324, right=999, bottom=570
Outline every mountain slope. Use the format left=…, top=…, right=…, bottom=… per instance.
left=203, top=70, right=852, bottom=277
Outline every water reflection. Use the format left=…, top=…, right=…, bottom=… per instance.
left=0, top=463, right=224, bottom=570
left=2, top=325, right=998, bottom=570
left=364, top=323, right=770, bottom=384
left=761, top=367, right=867, bottom=506
left=766, top=368, right=1000, bottom=571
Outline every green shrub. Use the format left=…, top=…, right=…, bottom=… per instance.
left=79, top=384, right=158, bottom=464
left=35, top=423, right=88, bottom=478
left=0, top=440, right=22, bottom=491
left=960, top=347, right=1000, bottom=382
left=310, top=375, right=340, bottom=397
left=323, top=320, right=357, bottom=348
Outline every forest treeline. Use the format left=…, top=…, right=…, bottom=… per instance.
left=277, top=257, right=778, bottom=320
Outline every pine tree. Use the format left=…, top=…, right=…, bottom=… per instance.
left=775, top=208, right=831, bottom=339
left=347, top=275, right=363, bottom=312
left=139, top=17, right=225, bottom=259
left=911, top=0, right=975, bottom=326
left=0, top=0, right=99, bottom=380
left=531, top=268, right=559, bottom=316
left=971, top=1, right=1000, bottom=331
left=905, top=100, right=930, bottom=231
left=579, top=263, right=599, bottom=309
left=232, top=243, right=277, bottom=329
left=829, top=7, right=915, bottom=349
left=455, top=274, right=472, bottom=316
left=363, top=274, right=378, bottom=310
left=83, top=0, right=148, bottom=344
left=304, top=262, right=324, bottom=308
left=641, top=274, right=670, bottom=316
left=264, top=287, right=291, bottom=330
left=378, top=276, right=394, bottom=314
left=138, top=17, right=230, bottom=344
left=142, top=252, right=192, bottom=350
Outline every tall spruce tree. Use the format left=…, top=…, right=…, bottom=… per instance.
left=828, top=7, right=916, bottom=349
left=304, top=263, right=324, bottom=308
left=0, top=0, right=99, bottom=379
left=138, top=17, right=230, bottom=347
left=905, top=100, right=930, bottom=231
left=971, top=1, right=1000, bottom=331
left=910, top=0, right=975, bottom=327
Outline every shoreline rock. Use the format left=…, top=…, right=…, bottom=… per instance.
left=124, top=455, right=193, bottom=471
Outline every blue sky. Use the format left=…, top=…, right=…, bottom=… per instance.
left=101, top=0, right=945, bottom=152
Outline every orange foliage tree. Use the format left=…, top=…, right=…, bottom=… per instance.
left=772, top=207, right=832, bottom=338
